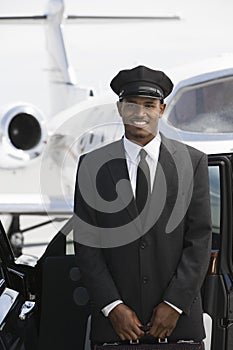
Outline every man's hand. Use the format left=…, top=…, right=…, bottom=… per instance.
left=148, top=302, right=180, bottom=338
left=108, top=304, right=144, bottom=341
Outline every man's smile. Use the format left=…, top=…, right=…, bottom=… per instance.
left=128, top=118, right=150, bottom=128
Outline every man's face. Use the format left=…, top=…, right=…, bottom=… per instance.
left=117, top=96, right=166, bottom=146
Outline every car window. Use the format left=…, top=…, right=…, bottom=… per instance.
left=66, top=229, right=75, bottom=255
left=208, top=165, right=220, bottom=235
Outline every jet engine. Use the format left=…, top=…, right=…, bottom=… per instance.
left=0, top=104, right=47, bottom=169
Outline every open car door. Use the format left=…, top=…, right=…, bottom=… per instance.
left=202, top=154, right=233, bottom=350
left=0, top=221, right=37, bottom=350
left=1, top=215, right=90, bottom=350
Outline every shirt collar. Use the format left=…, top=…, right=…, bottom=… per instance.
left=123, top=133, right=161, bottom=162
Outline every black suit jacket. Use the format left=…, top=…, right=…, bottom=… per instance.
left=74, top=134, right=212, bottom=343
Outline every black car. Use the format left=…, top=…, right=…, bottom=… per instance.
left=0, top=153, right=233, bottom=350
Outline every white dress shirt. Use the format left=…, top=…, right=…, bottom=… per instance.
left=102, top=134, right=182, bottom=317
left=123, top=133, right=161, bottom=195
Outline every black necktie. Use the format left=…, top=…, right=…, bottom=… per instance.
left=136, top=149, right=151, bottom=214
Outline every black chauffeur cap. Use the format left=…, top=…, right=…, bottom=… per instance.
left=110, top=65, right=173, bottom=101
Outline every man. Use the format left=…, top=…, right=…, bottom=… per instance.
left=74, top=65, right=212, bottom=347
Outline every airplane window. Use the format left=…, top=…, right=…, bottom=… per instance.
left=208, top=166, right=220, bottom=234
left=167, top=76, right=233, bottom=133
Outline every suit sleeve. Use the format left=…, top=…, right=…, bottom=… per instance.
left=163, top=153, right=212, bottom=315
left=73, top=155, right=122, bottom=312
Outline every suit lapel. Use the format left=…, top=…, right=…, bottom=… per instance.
left=155, top=134, right=178, bottom=198
left=144, top=134, right=178, bottom=230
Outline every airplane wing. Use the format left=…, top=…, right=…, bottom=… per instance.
left=0, top=194, right=71, bottom=214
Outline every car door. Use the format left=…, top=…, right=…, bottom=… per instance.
left=0, top=215, right=90, bottom=350
left=202, top=154, right=233, bottom=350
left=0, top=221, right=37, bottom=350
